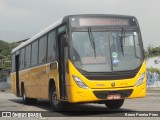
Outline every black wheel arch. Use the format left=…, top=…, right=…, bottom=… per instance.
left=49, top=78, right=56, bottom=98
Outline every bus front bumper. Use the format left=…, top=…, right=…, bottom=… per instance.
left=67, top=83, right=146, bottom=103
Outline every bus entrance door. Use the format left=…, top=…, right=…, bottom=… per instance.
left=15, top=52, right=20, bottom=97
left=58, top=34, right=67, bottom=100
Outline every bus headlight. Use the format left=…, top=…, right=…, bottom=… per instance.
left=135, top=73, right=145, bottom=87
left=72, top=75, right=89, bottom=89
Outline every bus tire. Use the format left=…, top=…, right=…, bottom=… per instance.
left=21, top=86, right=37, bottom=104
left=49, top=86, right=65, bottom=111
left=105, top=99, right=124, bottom=109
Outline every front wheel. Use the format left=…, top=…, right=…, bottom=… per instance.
left=50, top=86, right=65, bottom=111
left=105, top=99, right=124, bottom=109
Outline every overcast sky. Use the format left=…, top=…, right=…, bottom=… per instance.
left=0, top=0, right=160, bottom=49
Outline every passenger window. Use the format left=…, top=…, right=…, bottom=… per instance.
left=47, top=31, right=56, bottom=62
left=25, top=45, right=31, bottom=67
left=39, top=35, right=47, bottom=64
left=20, top=48, right=25, bottom=69
left=31, top=40, right=38, bottom=66
left=11, top=53, right=15, bottom=72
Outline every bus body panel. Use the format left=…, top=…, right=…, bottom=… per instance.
left=11, top=63, right=60, bottom=100
left=11, top=72, right=16, bottom=95
left=48, top=62, right=61, bottom=100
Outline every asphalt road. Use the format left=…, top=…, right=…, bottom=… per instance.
left=0, top=88, right=160, bottom=119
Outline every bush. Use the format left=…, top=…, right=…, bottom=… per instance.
left=147, top=68, right=160, bottom=74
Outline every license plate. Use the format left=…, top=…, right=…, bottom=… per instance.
left=107, top=94, right=121, bottom=100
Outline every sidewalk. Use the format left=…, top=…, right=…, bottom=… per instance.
left=147, top=87, right=160, bottom=94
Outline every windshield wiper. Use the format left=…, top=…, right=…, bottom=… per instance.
left=120, top=27, right=125, bottom=56
left=88, top=28, right=96, bottom=57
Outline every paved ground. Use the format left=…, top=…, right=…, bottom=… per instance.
left=0, top=88, right=160, bottom=119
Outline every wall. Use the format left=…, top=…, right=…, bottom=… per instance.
left=147, top=72, right=160, bottom=87
left=146, top=56, right=160, bottom=87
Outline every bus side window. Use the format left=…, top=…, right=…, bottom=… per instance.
left=11, top=53, right=15, bottom=72
left=39, top=35, right=47, bottom=64
left=25, top=45, right=31, bottom=68
left=31, top=40, right=38, bottom=66
left=47, top=30, right=56, bottom=62
left=20, top=48, right=25, bottom=69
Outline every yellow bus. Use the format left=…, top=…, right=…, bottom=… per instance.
left=11, top=14, right=146, bottom=111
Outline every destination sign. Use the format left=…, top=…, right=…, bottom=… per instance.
left=71, top=17, right=133, bottom=27
left=79, top=18, right=129, bottom=26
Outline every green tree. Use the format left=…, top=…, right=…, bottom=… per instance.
left=0, top=40, right=18, bottom=70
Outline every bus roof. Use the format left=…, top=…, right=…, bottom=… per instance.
left=12, top=14, right=136, bottom=54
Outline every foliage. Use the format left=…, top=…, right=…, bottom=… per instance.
left=0, top=40, right=18, bottom=70
left=145, top=44, right=160, bottom=58
left=144, top=49, right=149, bottom=57
left=147, top=68, right=160, bottom=74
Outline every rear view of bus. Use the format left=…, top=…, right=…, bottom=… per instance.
left=65, top=15, right=146, bottom=110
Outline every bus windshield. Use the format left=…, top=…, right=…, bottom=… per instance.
left=71, top=30, right=143, bottom=72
